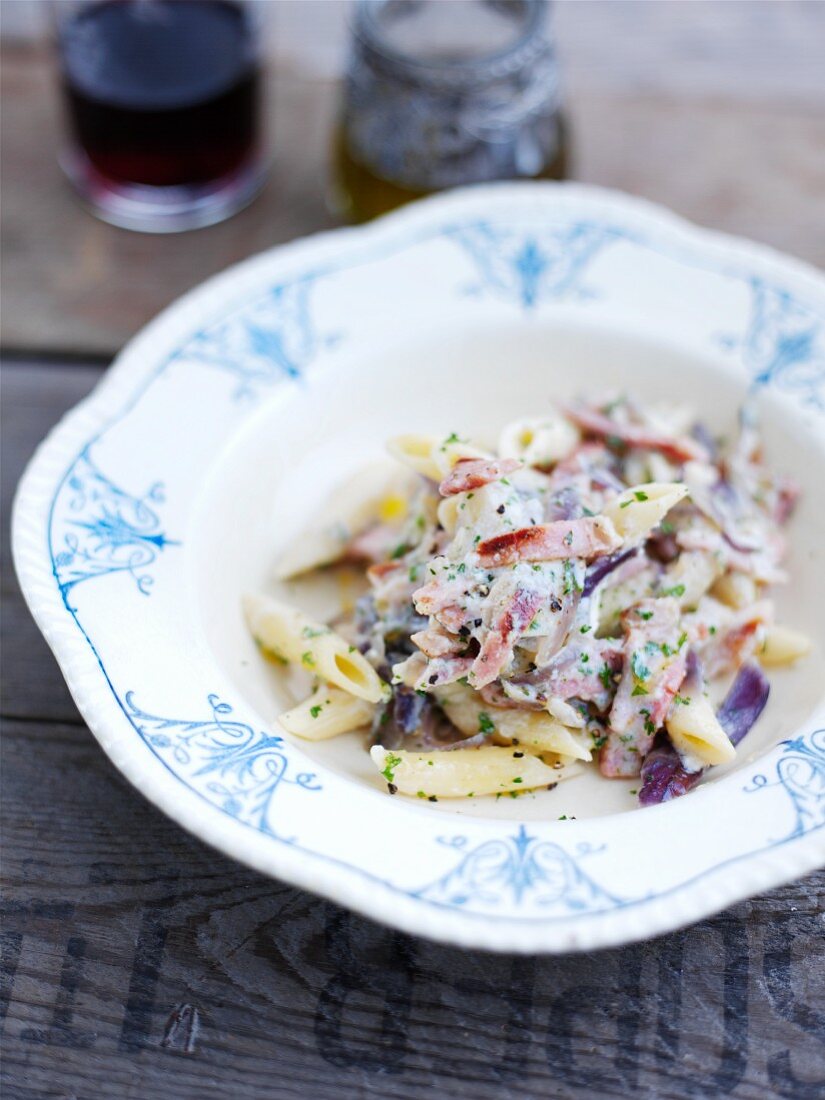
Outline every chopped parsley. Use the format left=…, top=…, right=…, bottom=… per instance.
left=639, top=708, right=655, bottom=736
left=300, top=651, right=316, bottom=668
left=457, top=562, right=466, bottom=573
left=309, top=704, right=324, bottom=719
left=580, top=624, right=592, bottom=633
left=301, top=625, right=328, bottom=639
left=563, top=529, right=574, bottom=546
left=662, top=583, right=686, bottom=597
left=673, top=694, right=690, bottom=706
left=391, top=542, right=411, bottom=560
left=381, top=752, right=403, bottom=783
left=598, top=664, right=613, bottom=690
left=631, top=684, right=648, bottom=697
left=408, top=565, right=419, bottom=583
left=620, top=490, right=649, bottom=508
left=636, top=609, right=654, bottom=621
left=478, top=712, right=496, bottom=735
left=631, top=650, right=651, bottom=681
left=563, top=559, right=582, bottom=595
left=660, top=520, right=675, bottom=535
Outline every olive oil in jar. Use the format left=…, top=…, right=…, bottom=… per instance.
left=331, top=0, right=569, bottom=224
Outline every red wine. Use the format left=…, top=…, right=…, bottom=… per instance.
left=59, top=0, right=260, bottom=189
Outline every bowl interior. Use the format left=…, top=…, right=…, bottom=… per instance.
left=189, top=317, right=825, bottom=821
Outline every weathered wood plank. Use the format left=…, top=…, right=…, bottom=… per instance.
left=2, top=361, right=824, bottom=1097
left=2, top=0, right=824, bottom=356
left=2, top=707, right=824, bottom=1100
left=1, top=362, right=102, bottom=722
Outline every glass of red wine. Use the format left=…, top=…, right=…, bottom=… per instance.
left=54, top=0, right=265, bottom=232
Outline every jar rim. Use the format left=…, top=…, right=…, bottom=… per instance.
left=351, top=0, right=550, bottom=87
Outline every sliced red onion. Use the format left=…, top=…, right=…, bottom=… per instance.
left=582, top=548, right=636, bottom=597
left=546, top=486, right=581, bottom=522
left=638, top=736, right=702, bottom=805
left=638, top=660, right=770, bottom=806
left=716, top=661, right=771, bottom=746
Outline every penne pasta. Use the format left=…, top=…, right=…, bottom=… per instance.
left=244, top=594, right=389, bottom=703
left=758, top=624, right=812, bottom=667
left=387, top=433, right=488, bottom=481
left=498, top=413, right=580, bottom=467
left=386, top=434, right=442, bottom=480
left=665, top=688, right=736, bottom=767
left=369, top=745, right=567, bottom=798
left=276, top=462, right=418, bottom=579
left=437, top=683, right=592, bottom=761
left=280, top=684, right=375, bottom=740
left=710, top=571, right=758, bottom=610
left=603, top=482, right=689, bottom=543
left=660, top=550, right=722, bottom=610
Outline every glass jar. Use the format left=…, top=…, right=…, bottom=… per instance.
left=331, top=0, right=568, bottom=223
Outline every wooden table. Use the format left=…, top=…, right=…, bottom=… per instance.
left=2, top=3, right=824, bottom=1096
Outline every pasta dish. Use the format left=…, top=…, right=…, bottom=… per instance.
left=244, top=396, right=809, bottom=807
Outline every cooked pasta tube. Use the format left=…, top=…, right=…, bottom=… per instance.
left=665, top=689, right=735, bottom=766
left=370, top=745, right=566, bottom=798
left=603, top=482, right=689, bottom=542
left=758, top=624, right=812, bottom=667
left=498, top=414, right=580, bottom=467
left=387, top=433, right=488, bottom=481
left=386, top=434, right=443, bottom=479
left=280, top=684, right=375, bottom=740
left=276, top=462, right=418, bottom=578
left=661, top=550, right=722, bottom=610
left=710, top=571, right=758, bottom=610
left=244, top=594, right=389, bottom=703
left=437, top=683, right=592, bottom=762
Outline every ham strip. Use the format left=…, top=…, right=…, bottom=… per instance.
left=439, top=457, right=521, bottom=496
left=470, top=581, right=544, bottom=689
left=476, top=516, right=621, bottom=568
left=415, top=656, right=475, bottom=691
left=565, top=404, right=708, bottom=464
left=411, top=624, right=465, bottom=658
left=600, top=598, right=688, bottom=777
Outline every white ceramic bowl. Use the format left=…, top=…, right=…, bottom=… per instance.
left=13, top=183, right=825, bottom=952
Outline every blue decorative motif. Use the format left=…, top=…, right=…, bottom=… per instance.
left=51, top=446, right=177, bottom=598
left=414, top=825, right=623, bottom=913
left=449, top=221, right=630, bottom=308
left=744, top=729, right=825, bottom=839
left=181, top=278, right=337, bottom=399
left=126, top=693, right=321, bottom=836
left=720, top=277, right=825, bottom=409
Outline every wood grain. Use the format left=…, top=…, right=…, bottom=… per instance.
left=2, top=0, right=824, bottom=357
left=2, top=361, right=824, bottom=1099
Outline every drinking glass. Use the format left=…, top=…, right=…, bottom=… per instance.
left=53, top=0, right=265, bottom=232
